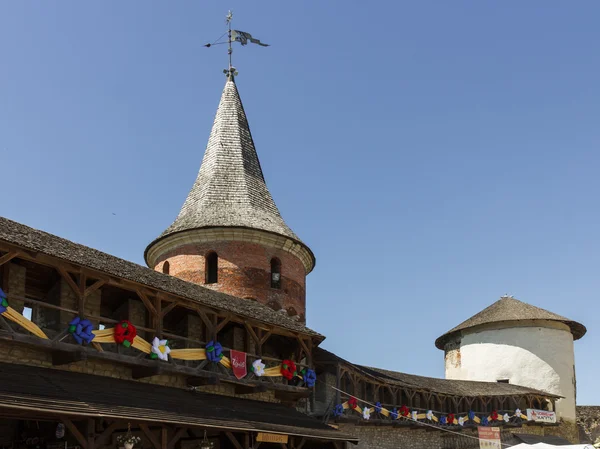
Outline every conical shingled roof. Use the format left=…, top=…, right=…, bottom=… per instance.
left=435, top=296, right=586, bottom=349
left=146, top=76, right=311, bottom=262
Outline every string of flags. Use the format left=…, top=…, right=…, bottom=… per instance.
left=333, top=396, right=528, bottom=427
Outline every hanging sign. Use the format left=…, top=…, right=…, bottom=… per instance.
left=526, top=409, right=556, bottom=423
left=478, top=427, right=501, bottom=449
left=230, top=350, right=247, bottom=379
left=256, top=433, right=288, bottom=443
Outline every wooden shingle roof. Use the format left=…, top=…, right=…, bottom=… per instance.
left=145, top=76, right=314, bottom=269
left=435, top=296, right=586, bottom=349
left=0, top=216, right=322, bottom=338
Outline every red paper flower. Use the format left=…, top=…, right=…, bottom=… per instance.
left=400, top=405, right=410, bottom=417
left=447, top=413, right=455, bottom=424
left=348, top=397, right=358, bottom=409
left=490, top=410, right=498, bottom=421
left=280, top=359, right=297, bottom=380
left=114, top=320, right=137, bottom=347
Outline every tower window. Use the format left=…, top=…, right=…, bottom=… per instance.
left=162, top=261, right=170, bottom=275
left=205, top=252, right=218, bottom=284
left=497, top=379, right=509, bottom=383
left=270, top=258, right=281, bottom=289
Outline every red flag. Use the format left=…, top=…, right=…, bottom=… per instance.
left=230, top=350, right=247, bottom=379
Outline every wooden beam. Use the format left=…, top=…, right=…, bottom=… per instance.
left=244, top=323, right=260, bottom=345
left=187, top=376, right=220, bottom=387
left=62, top=417, right=88, bottom=449
left=95, top=421, right=121, bottom=447
left=84, top=279, right=106, bottom=298
left=260, top=330, right=272, bottom=346
left=136, top=289, right=158, bottom=316
left=57, top=266, right=81, bottom=299
left=161, top=301, right=177, bottom=319
left=139, top=423, right=161, bottom=449
left=167, top=428, right=187, bottom=449
left=0, top=251, right=18, bottom=267
left=155, top=295, right=163, bottom=336
left=235, top=383, right=268, bottom=395
left=296, top=437, right=306, bottom=449
left=225, top=432, right=244, bottom=449
left=215, top=315, right=231, bottom=334
left=86, top=419, right=95, bottom=449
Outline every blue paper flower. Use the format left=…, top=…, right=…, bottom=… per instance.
left=302, top=369, right=317, bottom=387
left=375, top=402, right=382, bottom=414
left=0, top=288, right=8, bottom=314
left=206, top=340, right=223, bottom=363
left=440, top=416, right=447, bottom=425
left=468, top=410, right=476, bottom=421
left=68, top=317, right=95, bottom=344
left=390, top=408, right=399, bottom=420
left=482, top=417, right=489, bottom=426
left=333, top=404, right=344, bottom=417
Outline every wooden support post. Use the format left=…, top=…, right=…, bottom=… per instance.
left=161, top=427, right=168, bottom=449
left=95, top=421, right=121, bottom=447
left=87, top=419, right=95, bottom=449
left=155, top=295, right=162, bottom=337
left=167, top=428, right=187, bottom=449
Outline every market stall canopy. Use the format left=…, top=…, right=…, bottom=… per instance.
left=0, top=362, right=358, bottom=444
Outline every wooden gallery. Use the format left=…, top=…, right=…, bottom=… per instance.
left=0, top=70, right=587, bottom=449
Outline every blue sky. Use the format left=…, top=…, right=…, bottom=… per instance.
left=1, top=2, right=599, bottom=403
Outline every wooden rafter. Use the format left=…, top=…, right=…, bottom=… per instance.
left=61, top=418, right=88, bottom=449
left=139, top=423, right=161, bottom=449
left=0, top=251, right=18, bottom=267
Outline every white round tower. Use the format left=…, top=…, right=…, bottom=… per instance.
left=436, top=296, right=586, bottom=423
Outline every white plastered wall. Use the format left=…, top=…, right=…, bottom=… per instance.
left=444, top=321, right=576, bottom=422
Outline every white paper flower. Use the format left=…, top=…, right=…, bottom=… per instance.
left=503, top=413, right=510, bottom=422
left=515, top=408, right=522, bottom=418
left=252, top=359, right=266, bottom=376
left=426, top=410, right=434, bottom=420
left=411, top=411, right=418, bottom=421
left=151, top=337, right=170, bottom=361
left=458, top=417, right=465, bottom=426
left=363, top=407, right=371, bottom=420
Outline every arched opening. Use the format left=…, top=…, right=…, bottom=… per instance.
left=162, top=261, right=170, bottom=275
left=270, top=258, right=281, bottom=289
left=205, top=252, right=218, bottom=284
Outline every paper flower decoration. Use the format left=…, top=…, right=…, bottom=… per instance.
left=390, top=408, right=398, bottom=420
left=447, top=413, right=455, bottom=425
left=468, top=410, right=476, bottom=421
left=251, top=359, right=266, bottom=376
left=114, top=320, right=137, bottom=347
left=440, top=416, right=447, bottom=425
left=363, top=407, right=371, bottom=420
left=0, top=288, right=7, bottom=314
left=68, top=317, right=94, bottom=344
left=490, top=410, right=498, bottom=421
left=347, top=397, right=358, bottom=409
left=458, top=416, right=465, bottom=426
left=333, top=404, right=344, bottom=417
left=400, top=405, right=410, bottom=417
left=150, top=337, right=171, bottom=361
left=411, top=411, right=418, bottom=421
left=515, top=408, right=522, bottom=418
left=503, top=413, right=510, bottom=422
left=375, top=402, right=382, bottom=414
left=280, top=359, right=297, bottom=380
left=205, top=341, right=223, bottom=363
left=426, top=410, right=434, bottom=420
left=482, top=417, right=489, bottom=426
left=302, top=368, right=317, bottom=387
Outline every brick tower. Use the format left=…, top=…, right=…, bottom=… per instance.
left=145, top=72, right=314, bottom=322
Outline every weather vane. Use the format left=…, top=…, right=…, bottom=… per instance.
left=204, top=11, right=270, bottom=78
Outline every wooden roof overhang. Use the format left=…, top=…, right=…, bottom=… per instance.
left=0, top=362, right=359, bottom=445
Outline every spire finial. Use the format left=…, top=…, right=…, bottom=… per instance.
left=225, top=10, right=236, bottom=79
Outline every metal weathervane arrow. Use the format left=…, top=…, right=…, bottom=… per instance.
left=204, top=11, right=270, bottom=78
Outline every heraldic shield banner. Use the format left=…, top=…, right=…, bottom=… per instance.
left=230, top=350, right=247, bottom=379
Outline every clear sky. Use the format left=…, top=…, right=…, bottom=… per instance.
left=1, top=2, right=599, bottom=404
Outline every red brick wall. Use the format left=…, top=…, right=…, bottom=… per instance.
left=154, top=241, right=306, bottom=321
